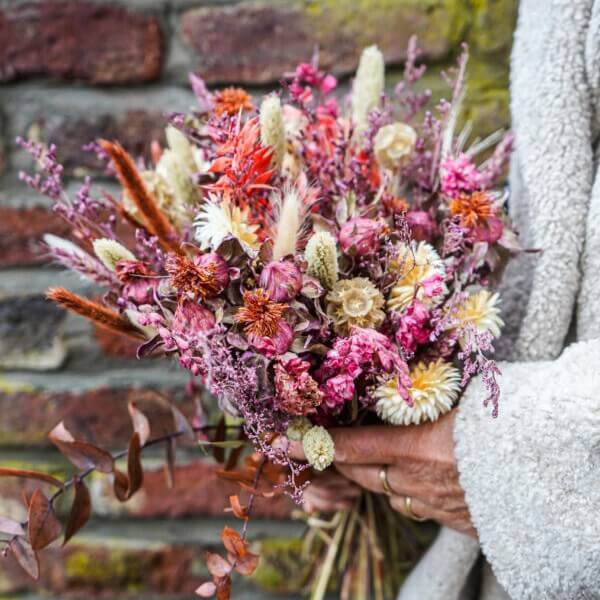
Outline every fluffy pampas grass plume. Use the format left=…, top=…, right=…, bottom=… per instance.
left=271, top=187, right=303, bottom=260
left=92, top=238, right=135, bottom=271
left=352, top=45, right=385, bottom=135
left=259, top=95, right=285, bottom=171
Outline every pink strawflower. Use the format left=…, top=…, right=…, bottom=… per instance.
left=441, top=153, right=482, bottom=198
left=260, top=260, right=303, bottom=302
left=395, top=300, right=431, bottom=354
left=339, top=218, right=384, bottom=257
left=274, top=357, right=323, bottom=416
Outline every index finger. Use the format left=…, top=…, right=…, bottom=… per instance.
left=330, top=425, right=415, bottom=464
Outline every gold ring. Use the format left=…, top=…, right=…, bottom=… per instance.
left=378, top=465, right=393, bottom=496
left=404, top=496, right=427, bottom=522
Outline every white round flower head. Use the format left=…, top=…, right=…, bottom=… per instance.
left=373, top=122, right=417, bottom=170
left=375, top=360, right=461, bottom=426
left=259, top=95, right=285, bottom=171
left=92, top=238, right=135, bottom=271
left=286, top=417, right=312, bottom=442
left=455, top=290, right=504, bottom=339
left=388, top=241, right=447, bottom=313
left=352, top=45, right=385, bottom=134
left=302, top=426, right=335, bottom=471
left=304, top=231, right=339, bottom=289
left=194, top=196, right=260, bottom=253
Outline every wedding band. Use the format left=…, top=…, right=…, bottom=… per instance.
left=378, top=465, right=393, bottom=496
left=404, top=495, right=427, bottom=522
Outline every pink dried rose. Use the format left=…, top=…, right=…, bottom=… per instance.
left=406, top=210, right=437, bottom=242
left=260, top=260, right=303, bottom=302
left=273, top=357, right=323, bottom=416
left=339, top=218, right=384, bottom=257
left=249, top=321, right=294, bottom=358
left=441, top=153, right=482, bottom=198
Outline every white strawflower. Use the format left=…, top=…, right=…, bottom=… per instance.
left=194, top=197, right=260, bottom=253
left=373, top=122, right=417, bottom=170
left=455, top=290, right=503, bottom=339
left=375, top=360, right=461, bottom=426
left=388, top=241, right=447, bottom=312
left=260, top=95, right=285, bottom=171
left=304, top=231, right=339, bottom=289
left=352, top=45, right=385, bottom=134
left=302, top=426, right=335, bottom=471
left=286, top=417, right=312, bottom=442
left=92, top=238, right=135, bottom=271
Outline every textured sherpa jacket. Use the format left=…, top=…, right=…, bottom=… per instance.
left=398, top=1, right=600, bottom=599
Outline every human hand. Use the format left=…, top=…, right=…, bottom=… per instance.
left=291, top=411, right=476, bottom=537
left=301, top=467, right=362, bottom=514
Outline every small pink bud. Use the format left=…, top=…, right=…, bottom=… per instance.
left=260, top=260, right=302, bottom=302
left=339, top=218, right=383, bottom=257
left=173, top=299, right=215, bottom=335
left=249, top=321, right=293, bottom=357
left=195, top=252, right=229, bottom=295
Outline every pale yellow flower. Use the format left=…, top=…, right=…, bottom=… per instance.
left=286, top=417, right=312, bottom=442
left=388, top=241, right=446, bottom=313
left=302, top=426, right=335, bottom=471
left=352, top=45, right=385, bottom=134
left=305, top=231, right=339, bottom=289
left=455, top=290, right=503, bottom=339
left=260, top=95, right=285, bottom=171
left=374, top=122, right=417, bottom=170
left=92, top=238, right=135, bottom=271
left=375, top=360, right=461, bottom=426
left=326, top=277, right=385, bottom=335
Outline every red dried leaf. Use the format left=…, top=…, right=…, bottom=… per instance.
left=0, top=516, right=25, bottom=537
left=113, top=433, right=144, bottom=502
left=206, top=552, right=231, bottom=578
left=0, top=467, right=62, bottom=488
left=233, top=552, right=259, bottom=577
left=195, top=581, right=217, bottom=597
left=9, top=537, right=39, bottom=580
left=221, top=526, right=248, bottom=559
left=63, top=480, right=91, bottom=545
left=228, top=495, right=248, bottom=520
left=215, top=574, right=232, bottom=600
left=27, top=490, right=62, bottom=551
left=128, top=401, right=150, bottom=446
left=49, top=423, right=114, bottom=473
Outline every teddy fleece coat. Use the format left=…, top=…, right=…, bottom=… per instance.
left=398, top=1, right=600, bottom=598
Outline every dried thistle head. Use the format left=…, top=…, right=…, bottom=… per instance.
left=235, top=288, right=286, bottom=337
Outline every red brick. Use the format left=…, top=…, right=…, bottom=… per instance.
left=93, top=325, right=140, bottom=359
left=0, top=1, right=163, bottom=84
left=0, top=206, right=69, bottom=267
left=180, top=2, right=458, bottom=84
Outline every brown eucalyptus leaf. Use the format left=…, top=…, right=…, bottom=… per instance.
left=232, top=552, right=259, bottom=576
left=206, top=552, right=231, bottom=578
left=228, top=495, right=248, bottom=520
left=113, top=469, right=129, bottom=502
left=0, top=516, right=25, bottom=537
left=128, top=402, right=150, bottom=446
left=27, top=489, right=62, bottom=551
left=49, top=423, right=114, bottom=473
left=113, top=433, right=143, bottom=502
left=195, top=581, right=217, bottom=597
left=63, top=480, right=91, bottom=545
left=0, top=467, right=62, bottom=488
left=221, top=526, right=247, bottom=559
left=9, top=537, right=39, bottom=579
left=215, top=574, right=232, bottom=600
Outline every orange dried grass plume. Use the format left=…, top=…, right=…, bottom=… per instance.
left=98, top=140, right=182, bottom=255
left=235, top=289, right=286, bottom=337
left=214, top=87, right=254, bottom=116
left=450, top=191, right=495, bottom=228
left=47, top=287, right=143, bottom=340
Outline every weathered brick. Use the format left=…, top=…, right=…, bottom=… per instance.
left=0, top=1, right=163, bottom=84
left=180, top=0, right=467, bottom=85
left=93, top=325, right=141, bottom=359
left=0, top=206, right=70, bottom=267
left=0, top=295, right=67, bottom=371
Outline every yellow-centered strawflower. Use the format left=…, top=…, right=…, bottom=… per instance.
left=305, top=231, right=339, bottom=289
left=455, top=290, right=503, bottom=339
left=326, top=277, right=385, bottom=335
left=375, top=360, right=461, bottom=426
left=302, top=426, right=335, bottom=471
left=388, top=241, right=446, bottom=313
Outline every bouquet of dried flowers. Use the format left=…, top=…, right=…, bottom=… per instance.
left=1, top=38, right=518, bottom=599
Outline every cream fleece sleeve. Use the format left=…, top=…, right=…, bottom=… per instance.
left=454, top=339, right=600, bottom=599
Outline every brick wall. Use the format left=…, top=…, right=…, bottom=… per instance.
left=0, top=0, right=517, bottom=597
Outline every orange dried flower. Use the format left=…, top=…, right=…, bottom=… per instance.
left=235, top=289, right=286, bottom=337
left=214, top=87, right=254, bottom=116
left=165, top=253, right=228, bottom=301
left=450, top=191, right=495, bottom=228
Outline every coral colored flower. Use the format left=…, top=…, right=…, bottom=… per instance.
left=165, top=252, right=229, bottom=300
left=441, top=153, right=482, bottom=198
left=236, top=288, right=287, bottom=338
left=339, top=218, right=384, bottom=257
left=274, top=357, right=323, bottom=416
left=213, top=87, right=254, bottom=116
left=450, top=191, right=504, bottom=243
